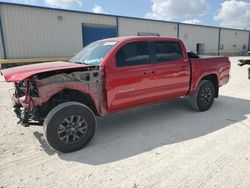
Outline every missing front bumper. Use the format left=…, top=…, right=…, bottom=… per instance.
left=14, top=103, right=30, bottom=127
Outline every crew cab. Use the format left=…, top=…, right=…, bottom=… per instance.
left=1, top=37, right=231, bottom=153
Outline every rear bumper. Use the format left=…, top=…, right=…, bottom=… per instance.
left=219, top=73, right=230, bottom=86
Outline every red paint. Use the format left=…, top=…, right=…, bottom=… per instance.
left=1, top=61, right=91, bottom=82
left=0, top=37, right=231, bottom=115
left=103, top=37, right=230, bottom=113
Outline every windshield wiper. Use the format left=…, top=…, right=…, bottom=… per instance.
left=72, top=61, right=89, bottom=65
left=72, top=61, right=98, bottom=66
left=72, top=61, right=82, bottom=64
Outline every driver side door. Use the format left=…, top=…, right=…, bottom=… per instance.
left=105, top=41, right=157, bottom=112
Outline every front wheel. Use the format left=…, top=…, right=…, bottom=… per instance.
left=43, top=102, right=96, bottom=153
left=189, top=80, right=216, bottom=111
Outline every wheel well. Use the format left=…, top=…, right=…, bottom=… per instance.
left=52, top=89, right=98, bottom=115
left=201, top=74, right=219, bottom=98
left=35, top=89, right=99, bottom=120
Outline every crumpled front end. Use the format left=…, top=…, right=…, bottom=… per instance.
left=8, top=68, right=104, bottom=127
left=11, top=80, right=41, bottom=126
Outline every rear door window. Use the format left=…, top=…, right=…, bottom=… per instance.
left=116, top=42, right=150, bottom=67
left=153, top=41, right=183, bottom=63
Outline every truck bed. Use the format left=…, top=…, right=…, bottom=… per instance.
left=189, top=56, right=230, bottom=94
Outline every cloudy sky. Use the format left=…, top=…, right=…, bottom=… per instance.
left=2, top=0, right=250, bottom=30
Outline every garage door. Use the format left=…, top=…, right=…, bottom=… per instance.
left=82, top=24, right=117, bottom=46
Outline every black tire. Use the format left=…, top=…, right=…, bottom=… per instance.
left=189, top=80, right=216, bottom=111
left=43, top=102, right=96, bottom=153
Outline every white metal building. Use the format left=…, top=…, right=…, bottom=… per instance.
left=0, top=2, right=249, bottom=59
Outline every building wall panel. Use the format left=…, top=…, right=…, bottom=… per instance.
left=220, top=29, right=249, bottom=52
left=118, top=17, right=177, bottom=37
left=179, top=24, right=219, bottom=53
left=0, top=33, right=3, bottom=59
left=1, top=5, right=116, bottom=58
left=0, top=7, right=4, bottom=59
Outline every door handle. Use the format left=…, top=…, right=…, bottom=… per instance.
left=181, top=66, right=187, bottom=70
left=144, top=71, right=155, bottom=75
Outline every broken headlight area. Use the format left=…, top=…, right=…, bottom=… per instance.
left=15, top=81, right=26, bottom=98
left=14, top=80, right=39, bottom=98
left=28, top=81, right=39, bottom=97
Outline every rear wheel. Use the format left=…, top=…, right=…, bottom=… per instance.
left=43, top=102, right=96, bottom=153
left=189, top=80, right=216, bottom=111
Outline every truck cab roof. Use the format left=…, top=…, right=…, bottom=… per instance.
left=100, top=36, right=182, bottom=43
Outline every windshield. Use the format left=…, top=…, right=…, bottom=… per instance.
left=70, top=41, right=117, bottom=66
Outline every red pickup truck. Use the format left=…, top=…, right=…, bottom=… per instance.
left=1, top=37, right=231, bottom=153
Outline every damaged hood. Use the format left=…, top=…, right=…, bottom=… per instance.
left=0, top=61, right=92, bottom=82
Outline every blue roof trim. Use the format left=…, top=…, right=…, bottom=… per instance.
left=218, top=28, right=221, bottom=56
left=177, top=23, right=180, bottom=38
left=0, top=1, right=249, bottom=33
left=116, top=17, right=119, bottom=37
left=0, top=9, right=6, bottom=59
left=248, top=31, right=250, bottom=51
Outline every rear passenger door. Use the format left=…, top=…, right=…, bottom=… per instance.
left=151, top=41, right=190, bottom=100
left=105, top=41, right=156, bottom=112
